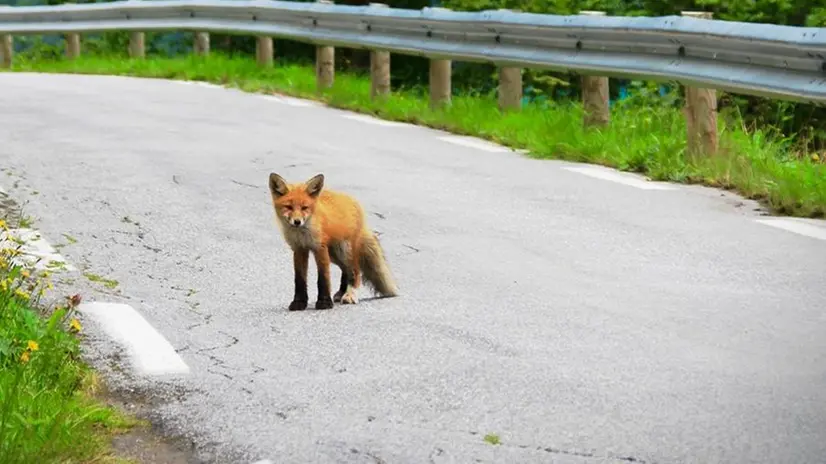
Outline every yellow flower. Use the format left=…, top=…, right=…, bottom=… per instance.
left=812, top=153, right=821, bottom=163
left=27, top=340, right=39, bottom=352
left=20, top=351, right=29, bottom=364
left=0, top=219, right=6, bottom=229
left=69, top=318, right=82, bottom=333
left=13, top=288, right=30, bottom=300
left=21, top=270, right=30, bottom=279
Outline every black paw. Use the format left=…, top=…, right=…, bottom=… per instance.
left=315, top=297, right=334, bottom=310
left=288, top=299, right=308, bottom=311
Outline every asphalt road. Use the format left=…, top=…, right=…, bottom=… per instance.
left=1, top=72, right=825, bottom=464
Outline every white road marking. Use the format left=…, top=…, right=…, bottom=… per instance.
left=755, top=218, right=826, bottom=241
left=563, top=165, right=676, bottom=191
left=340, top=113, right=411, bottom=127
left=0, top=228, right=76, bottom=272
left=438, top=135, right=518, bottom=153
left=79, top=302, right=191, bottom=376
left=172, top=80, right=221, bottom=89
left=260, top=94, right=319, bottom=108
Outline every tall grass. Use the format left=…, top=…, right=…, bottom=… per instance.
left=0, top=216, right=137, bottom=463
left=6, top=53, right=826, bottom=217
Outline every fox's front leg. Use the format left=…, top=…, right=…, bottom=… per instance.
left=313, top=245, right=334, bottom=309
left=289, top=249, right=309, bottom=311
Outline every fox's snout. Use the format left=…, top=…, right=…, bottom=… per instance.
left=282, top=208, right=310, bottom=227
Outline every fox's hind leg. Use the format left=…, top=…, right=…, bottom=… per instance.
left=338, top=235, right=363, bottom=305
left=334, top=274, right=348, bottom=302
left=329, top=241, right=352, bottom=303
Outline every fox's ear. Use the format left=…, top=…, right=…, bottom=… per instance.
left=268, top=172, right=289, bottom=197
left=305, top=173, right=324, bottom=197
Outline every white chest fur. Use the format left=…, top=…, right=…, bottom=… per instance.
left=279, top=222, right=319, bottom=251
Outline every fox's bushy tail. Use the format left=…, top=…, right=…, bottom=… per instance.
left=358, top=230, right=398, bottom=298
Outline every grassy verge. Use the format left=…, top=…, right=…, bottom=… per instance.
left=0, top=212, right=139, bottom=463
left=6, top=53, right=826, bottom=218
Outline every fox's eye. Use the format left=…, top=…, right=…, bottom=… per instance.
left=301, top=206, right=309, bottom=212
left=284, top=205, right=293, bottom=211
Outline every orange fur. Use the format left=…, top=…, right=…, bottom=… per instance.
left=268, top=172, right=398, bottom=311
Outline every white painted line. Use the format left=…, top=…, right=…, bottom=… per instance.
left=340, top=113, right=411, bottom=128
left=260, top=94, right=319, bottom=108
left=755, top=218, right=826, bottom=241
left=563, top=165, right=676, bottom=191
left=438, top=135, right=513, bottom=153
left=0, top=228, right=77, bottom=272
left=79, top=302, right=191, bottom=376
left=172, top=80, right=222, bottom=89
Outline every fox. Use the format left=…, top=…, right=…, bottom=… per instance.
left=268, top=172, right=399, bottom=311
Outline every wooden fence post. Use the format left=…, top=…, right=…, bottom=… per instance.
left=579, top=10, right=610, bottom=127
left=681, top=11, right=718, bottom=156
left=129, top=32, right=145, bottom=59
left=369, top=3, right=391, bottom=100
left=65, top=33, right=80, bottom=59
left=315, top=0, right=335, bottom=90
left=256, top=36, right=273, bottom=67
left=498, top=66, right=522, bottom=111
left=194, top=32, right=210, bottom=56
left=0, top=34, right=12, bottom=69
left=497, top=9, right=522, bottom=111
left=429, top=58, right=451, bottom=109
left=427, top=7, right=452, bottom=109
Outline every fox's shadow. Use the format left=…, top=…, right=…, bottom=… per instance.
left=281, top=294, right=398, bottom=313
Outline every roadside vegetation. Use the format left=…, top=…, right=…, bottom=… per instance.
left=0, top=209, right=139, bottom=463
left=7, top=52, right=825, bottom=218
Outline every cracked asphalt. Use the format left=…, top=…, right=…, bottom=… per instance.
left=2, top=72, right=826, bottom=464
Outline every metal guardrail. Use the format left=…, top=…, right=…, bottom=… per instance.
left=1, top=0, right=825, bottom=103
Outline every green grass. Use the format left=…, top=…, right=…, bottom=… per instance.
left=484, top=433, right=502, bottom=445
left=0, top=221, right=138, bottom=463
left=6, top=53, right=826, bottom=217
left=83, top=272, right=119, bottom=290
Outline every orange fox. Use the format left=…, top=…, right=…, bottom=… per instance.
left=268, top=172, right=398, bottom=310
